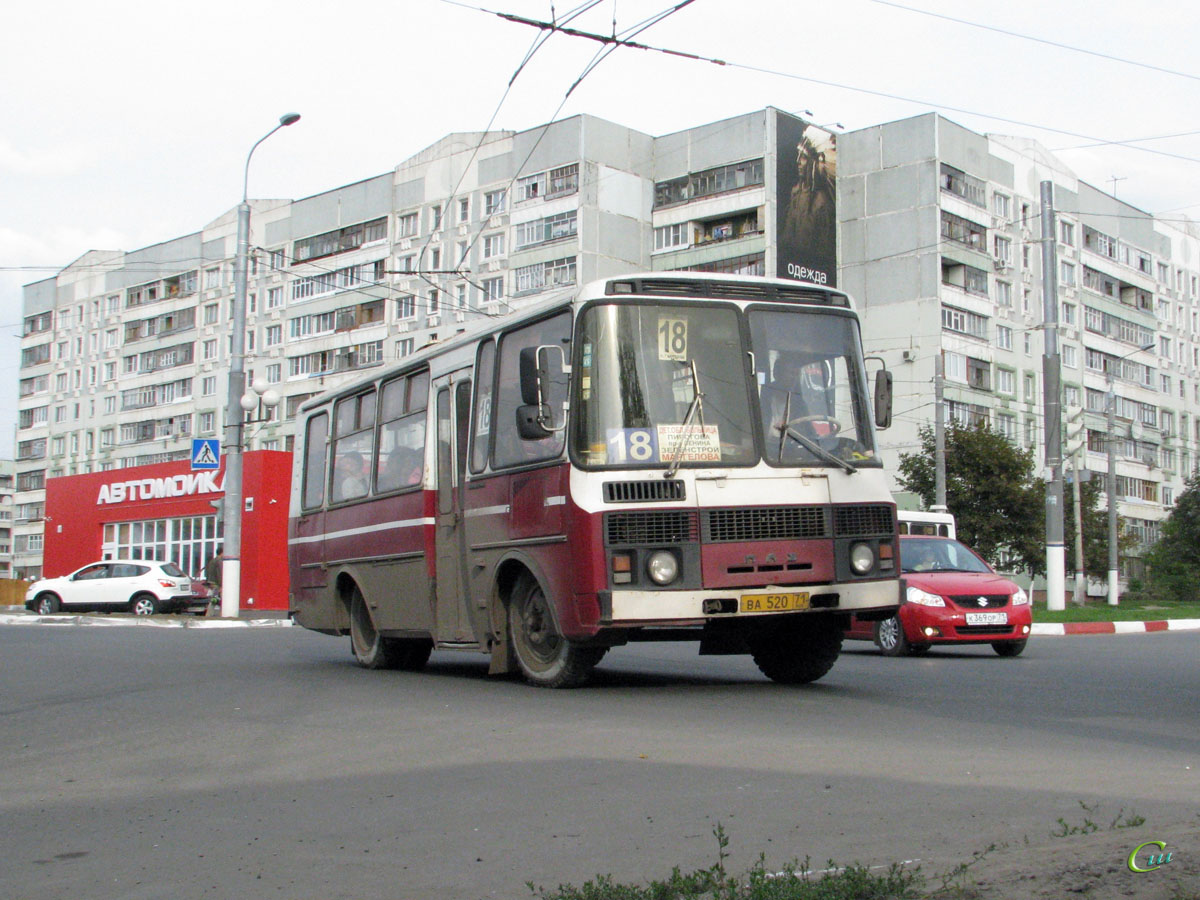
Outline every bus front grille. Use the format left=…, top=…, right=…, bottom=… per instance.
left=703, top=506, right=829, bottom=542
left=605, top=511, right=699, bottom=546
left=833, top=504, right=895, bottom=538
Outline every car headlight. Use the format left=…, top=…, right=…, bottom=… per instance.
left=646, top=551, right=679, bottom=586
left=906, top=585, right=945, bottom=607
left=1011, top=587, right=1029, bottom=606
left=849, top=542, right=875, bottom=575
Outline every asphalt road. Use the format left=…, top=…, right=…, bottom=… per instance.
left=2, top=625, right=1197, bottom=899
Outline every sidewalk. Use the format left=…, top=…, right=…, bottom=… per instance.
left=0, top=605, right=292, bottom=628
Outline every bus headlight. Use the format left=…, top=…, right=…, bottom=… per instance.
left=646, top=551, right=679, bottom=586
left=849, top=542, right=875, bottom=575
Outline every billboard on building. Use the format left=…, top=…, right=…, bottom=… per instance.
left=775, top=111, right=837, bottom=287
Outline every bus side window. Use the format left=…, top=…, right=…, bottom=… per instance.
left=493, top=312, right=570, bottom=468
left=302, top=412, right=329, bottom=509
left=470, top=340, right=496, bottom=474
left=331, top=391, right=376, bottom=503
left=377, top=369, right=429, bottom=493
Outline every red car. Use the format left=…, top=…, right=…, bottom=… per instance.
left=846, top=535, right=1032, bottom=657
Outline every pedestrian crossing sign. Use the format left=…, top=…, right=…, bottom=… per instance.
left=192, top=438, right=221, bottom=471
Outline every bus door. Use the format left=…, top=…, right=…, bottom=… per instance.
left=433, top=372, right=474, bottom=643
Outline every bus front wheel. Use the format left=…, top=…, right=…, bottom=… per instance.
left=508, top=576, right=604, bottom=688
left=748, top=615, right=842, bottom=685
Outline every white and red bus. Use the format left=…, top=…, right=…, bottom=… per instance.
left=288, top=273, right=901, bottom=687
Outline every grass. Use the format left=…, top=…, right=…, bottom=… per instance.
left=526, top=825, right=924, bottom=900
left=1031, top=596, right=1200, bottom=623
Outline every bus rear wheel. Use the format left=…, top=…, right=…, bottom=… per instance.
left=748, top=615, right=842, bottom=685
left=508, top=576, right=604, bottom=688
left=348, top=587, right=432, bottom=671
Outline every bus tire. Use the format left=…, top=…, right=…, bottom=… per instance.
left=508, top=575, right=603, bottom=688
left=748, top=616, right=842, bottom=685
left=349, top=586, right=402, bottom=670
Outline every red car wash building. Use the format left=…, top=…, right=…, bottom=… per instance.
left=42, top=451, right=293, bottom=612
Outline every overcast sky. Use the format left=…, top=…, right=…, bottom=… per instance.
left=3, top=0, right=1199, bottom=451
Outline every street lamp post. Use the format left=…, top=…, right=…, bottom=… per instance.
left=220, top=113, right=300, bottom=618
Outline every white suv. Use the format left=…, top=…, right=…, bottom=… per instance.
left=25, top=560, right=204, bottom=616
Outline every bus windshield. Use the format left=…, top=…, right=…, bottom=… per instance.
left=572, top=301, right=878, bottom=469
left=747, top=306, right=878, bottom=467
left=573, top=303, right=756, bottom=467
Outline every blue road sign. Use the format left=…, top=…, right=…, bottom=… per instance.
left=192, top=438, right=221, bottom=471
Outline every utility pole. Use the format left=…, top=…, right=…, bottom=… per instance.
left=933, top=353, right=947, bottom=512
left=1039, top=181, right=1066, bottom=611
left=1065, top=406, right=1086, bottom=606
left=1106, top=374, right=1119, bottom=606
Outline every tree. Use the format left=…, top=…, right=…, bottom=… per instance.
left=1140, top=472, right=1200, bottom=602
left=897, top=420, right=1044, bottom=573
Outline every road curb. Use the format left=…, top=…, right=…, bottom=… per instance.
left=1032, top=618, right=1200, bottom=636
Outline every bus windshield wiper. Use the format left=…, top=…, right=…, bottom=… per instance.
left=664, top=360, right=704, bottom=479
left=776, top=391, right=856, bottom=475
left=781, top=425, right=857, bottom=474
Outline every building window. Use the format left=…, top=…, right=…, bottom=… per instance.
left=397, top=338, right=415, bottom=358
left=997, top=368, right=1015, bottom=394
left=483, top=277, right=504, bottom=305
left=293, top=217, right=387, bottom=263
left=1059, top=220, right=1075, bottom=246
left=267, top=287, right=283, bottom=309
left=1062, top=344, right=1077, bottom=368
left=996, top=324, right=1013, bottom=351
left=485, top=189, right=507, bottom=216
left=939, top=164, right=986, bottom=207
left=265, top=325, right=283, bottom=347
left=396, top=295, right=416, bottom=319
left=199, top=412, right=215, bottom=433
left=483, top=233, right=505, bottom=258
left=458, top=197, right=470, bottom=223
left=1059, top=261, right=1076, bottom=287
left=993, top=235, right=1012, bottom=266
left=397, top=212, right=418, bottom=238
left=995, top=280, right=1012, bottom=308
left=203, top=339, right=218, bottom=360
left=992, top=193, right=1011, bottom=219
left=202, top=376, right=216, bottom=396
left=941, top=305, right=988, bottom=339
left=654, top=223, right=689, bottom=252
left=654, top=159, right=764, bottom=208
left=941, top=211, right=986, bottom=250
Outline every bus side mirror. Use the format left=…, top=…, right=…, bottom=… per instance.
left=874, top=369, right=893, bottom=429
left=516, top=404, right=553, bottom=439
left=519, top=347, right=545, bottom=406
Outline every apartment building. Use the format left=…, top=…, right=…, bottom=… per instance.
left=839, top=113, right=1200, bottom=577
left=17, top=107, right=1199, bottom=582
left=0, top=460, right=13, bottom=578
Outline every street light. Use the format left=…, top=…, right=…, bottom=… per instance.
left=221, top=113, right=301, bottom=618
left=1104, top=341, right=1155, bottom=608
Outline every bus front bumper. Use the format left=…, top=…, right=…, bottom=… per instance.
left=600, top=580, right=900, bottom=627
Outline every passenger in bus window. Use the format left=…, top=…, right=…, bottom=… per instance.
left=334, top=451, right=368, bottom=501
left=381, top=446, right=423, bottom=490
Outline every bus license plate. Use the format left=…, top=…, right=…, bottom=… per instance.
left=740, top=592, right=811, bottom=613
left=965, top=612, right=1008, bottom=626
